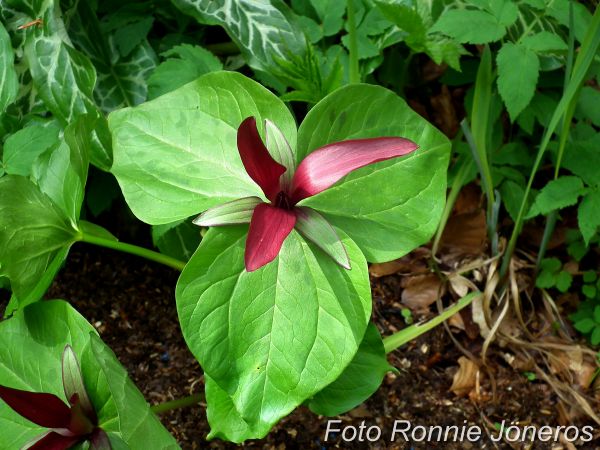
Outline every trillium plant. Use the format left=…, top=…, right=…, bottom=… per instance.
left=193, top=116, right=418, bottom=271
left=0, top=346, right=111, bottom=450
left=0, top=69, right=451, bottom=446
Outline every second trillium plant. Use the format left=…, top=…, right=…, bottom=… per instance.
left=193, top=116, right=418, bottom=271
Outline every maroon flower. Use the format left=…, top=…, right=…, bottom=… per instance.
left=0, top=345, right=111, bottom=450
left=194, top=117, right=418, bottom=272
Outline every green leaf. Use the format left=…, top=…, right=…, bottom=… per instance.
left=375, top=1, right=427, bottom=48
left=555, top=270, right=572, bottom=293
left=113, top=17, right=154, bottom=58
left=497, top=42, right=540, bottom=121
left=151, top=219, right=201, bottom=262
left=576, top=86, right=600, bottom=126
left=583, top=271, right=597, bottom=283
left=0, top=21, right=18, bottom=113
left=297, top=84, right=451, bottom=262
left=148, top=44, right=222, bottom=99
left=583, top=285, right=597, bottom=299
left=3, top=246, right=69, bottom=318
left=578, top=189, right=600, bottom=245
left=109, top=71, right=297, bottom=225
left=171, top=0, right=305, bottom=72
left=0, top=300, right=178, bottom=448
left=22, top=1, right=112, bottom=170
left=0, top=176, right=77, bottom=300
left=528, top=176, right=585, bottom=218
left=486, top=0, right=518, bottom=27
left=307, top=323, right=391, bottom=416
left=431, top=9, right=507, bottom=44
left=30, top=115, right=92, bottom=223
left=176, top=227, right=370, bottom=440
left=78, top=221, right=118, bottom=242
left=309, top=0, right=346, bottom=36
left=499, top=180, right=526, bottom=222
left=574, top=318, right=595, bottom=334
left=89, top=336, right=178, bottom=448
left=2, top=121, right=61, bottom=176
left=521, top=31, right=568, bottom=53
left=562, top=140, right=600, bottom=187
left=591, top=327, right=600, bottom=345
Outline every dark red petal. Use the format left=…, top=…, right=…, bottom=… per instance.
left=0, top=385, right=71, bottom=429
left=67, top=394, right=95, bottom=436
left=245, top=203, right=296, bottom=272
left=89, top=428, right=112, bottom=450
left=25, top=431, right=80, bottom=450
left=290, top=137, right=418, bottom=202
left=238, top=117, right=287, bottom=202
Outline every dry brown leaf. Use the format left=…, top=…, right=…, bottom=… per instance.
left=369, top=248, right=430, bottom=277
left=549, top=346, right=597, bottom=389
left=400, top=273, right=444, bottom=313
left=439, top=209, right=487, bottom=262
left=449, top=274, right=471, bottom=297
left=450, top=356, right=479, bottom=397
left=430, top=85, right=459, bottom=137
left=447, top=312, right=465, bottom=331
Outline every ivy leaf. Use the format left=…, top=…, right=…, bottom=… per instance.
left=497, top=42, right=540, bottom=121
left=430, top=9, right=507, bottom=44
left=21, top=0, right=112, bottom=170
left=527, top=176, right=585, bottom=218
left=148, top=44, right=223, bottom=99
left=0, top=21, right=18, bottom=114
left=66, top=1, right=157, bottom=112
left=307, top=323, right=391, bottom=416
left=171, top=0, right=305, bottom=72
left=109, top=71, right=297, bottom=225
left=176, top=227, right=370, bottom=441
left=0, top=300, right=177, bottom=448
left=297, top=84, right=451, bottom=262
left=579, top=189, right=600, bottom=245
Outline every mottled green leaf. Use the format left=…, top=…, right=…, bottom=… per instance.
left=151, top=219, right=201, bottom=261
left=171, top=0, right=305, bottom=72
left=0, top=21, right=18, bottom=113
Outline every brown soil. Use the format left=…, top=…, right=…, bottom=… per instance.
left=43, top=244, right=599, bottom=450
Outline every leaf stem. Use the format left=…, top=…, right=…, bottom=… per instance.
left=151, top=394, right=203, bottom=414
left=383, top=292, right=481, bottom=354
left=347, top=0, right=360, bottom=84
left=78, top=233, right=186, bottom=272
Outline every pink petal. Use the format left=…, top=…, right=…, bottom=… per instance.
left=245, top=203, right=296, bottom=272
left=0, top=385, right=71, bottom=429
left=290, top=137, right=418, bottom=202
left=25, top=431, right=81, bottom=450
left=238, top=117, right=287, bottom=202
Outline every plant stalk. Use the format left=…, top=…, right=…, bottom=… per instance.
left=383, top=292, right=481, bottom=354
left=79, top=234, right=186, bottom=272
left=151, top=394, right=203, bottom=414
